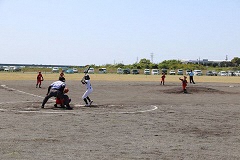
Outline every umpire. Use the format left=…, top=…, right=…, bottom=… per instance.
left=41, top=77, right=71, bottom=109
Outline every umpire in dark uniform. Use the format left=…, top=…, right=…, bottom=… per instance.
left=41, top=77, right=72, bottom=109
left=189, top=70, right=195, bottom=84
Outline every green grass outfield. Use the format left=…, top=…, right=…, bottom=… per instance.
left=0, top=72, right=239, bottom=83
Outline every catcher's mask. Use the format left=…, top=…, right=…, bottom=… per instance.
left=85, top=75, right=90, bottom=80
left=59, top=77, right=66, bottom=82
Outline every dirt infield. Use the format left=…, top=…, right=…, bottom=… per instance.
left=0, top=75, right=240, bottom=159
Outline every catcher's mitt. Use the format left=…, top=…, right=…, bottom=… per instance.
left=64, top=88, right=69, bottom=93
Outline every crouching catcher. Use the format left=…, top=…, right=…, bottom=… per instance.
left=54, top=88, right=72, bottom=110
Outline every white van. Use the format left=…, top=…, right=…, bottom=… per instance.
left=52, top=67, right=59, bottom=73
left=144, top=69, right=151, bottom=75
left=99, top=68, right=107, bottom=74
left=88, top=68, right=94, bottom=74
left=152, top=69, right=159, bottom=75
left=117, top=68, right=123, bottom=74
left=193, top=70, right=202, bottom=76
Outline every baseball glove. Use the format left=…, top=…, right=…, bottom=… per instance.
left=64, top=88, right=69, bottom=93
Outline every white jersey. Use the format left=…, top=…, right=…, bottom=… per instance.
left=84, top=80, right=92, bottom=90
left=82, top=79, right=93, bottom=99
left=50, top=80, right=66, bottom=90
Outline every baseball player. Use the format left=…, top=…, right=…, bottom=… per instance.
left=41, top=77, right=72, bottom=110
left=81, top=74, right=93, bottom=106
left=54, top=88, right=72, bottom=109
left=36, top=71, right=44, bottom=88
left=160, top=72, right=166, bottom=85
left=179, top=76, right=188, bottom=93
left=60, top=71, right=64, bottom=78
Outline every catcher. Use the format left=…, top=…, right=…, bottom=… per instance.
left=41, top=77, right=72, bottom=110
left=81, top=74, right=93, bottom=106
left=54, top=88, right=72, bottom=110
left=36, top=71, right=44, bottom=88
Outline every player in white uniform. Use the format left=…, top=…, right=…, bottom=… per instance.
left=81, top=75, right=93, bottom=106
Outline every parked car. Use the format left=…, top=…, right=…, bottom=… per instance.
left=99, top=68, right=107, bottom=74
left=169, top=70, right=176, bottom=75
left=0, top=66, right=4, bottom=71
left=61, top=67, right=68, bottom=73
left=10, top=66, right=21, bottom=72
left=161, top=69, right=168, bottom=75
left=152, top=69, right=159, bottom=75
left=193, top=70, right=202, bottom=76
left=206, top=71, right=214, bottom=76
left=186, top=70, right=191, bottom=75
left=227, top=71, right=235, bottom=76
left=52, top=67, right=59, bottom=73
left=117, top=68, right=123, bottom=74
left=88, top=68, right=94, bottom=74
left=144, top=69, right=151, bottom=75
left=4, top=67, right=9, bottom=71
left=177, top=69, right=183, bottom=75
left=212, top=71, right=218, bottom=76
left=65, top=68, right=74, bottom=74
left=132, top=69, right=139, bottom=74
left=218, top=71, right=227, bottom=76
left=122, top=68, right=130, bottom=74
left=234, top=70, right=240, bottom=76
left=73, top=68, right=78, bottom=73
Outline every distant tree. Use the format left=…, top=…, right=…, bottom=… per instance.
left=158, top=63, right=168, bottom=69
left=115, top=63, right=125, bottom=68
left=151, top=63, right=158, bottom=69
left=231, top=57, right=240, bottom=66
left=158, top=59, right=182, bottom=69
left=138, top=58, right=151, bottom=69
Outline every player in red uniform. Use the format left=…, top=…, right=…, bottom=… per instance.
left=60, top=71, right=64, bottom=78
left=36, top=71, right=44, bottom=88
left=160, top=73, right=166, bottom=85
left=179, top=76, right=187, bottom=93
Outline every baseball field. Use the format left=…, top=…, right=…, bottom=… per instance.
left=0, top=72, right=240, bottom=159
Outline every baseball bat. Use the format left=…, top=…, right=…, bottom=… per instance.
left=81, top=65, right=91, bottom=82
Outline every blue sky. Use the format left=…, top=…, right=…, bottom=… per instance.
left=0, top=0, right=239, bottom=66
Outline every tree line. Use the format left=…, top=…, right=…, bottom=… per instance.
left=91, top=57, right=240, bottom=71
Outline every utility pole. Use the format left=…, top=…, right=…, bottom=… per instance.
left=225, top=55, right=228, bottom=67
left=150, top=53, right=154, bottom=63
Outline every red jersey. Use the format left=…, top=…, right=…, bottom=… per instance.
left=37, top=73, right=43, bottom=80
left=161, top=75, right=166, bottom=80
left=181, top=79, right=187, bottom=86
